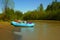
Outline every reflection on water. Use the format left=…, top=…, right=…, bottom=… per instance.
left=21, top=28, right=34, bottom=32
left=13, top=21, right=60, bottom=40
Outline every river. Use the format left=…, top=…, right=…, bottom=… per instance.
left=0, top=20, right=60, bottom=40
left=14, top=20, right=60, bottom=40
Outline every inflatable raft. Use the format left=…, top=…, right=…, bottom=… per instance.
left=11, top=21, right=35, bottom=27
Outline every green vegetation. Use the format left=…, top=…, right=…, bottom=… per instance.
left=0, top=0, right=60, bottom=21
left=23, top=0, right=60, bottom=20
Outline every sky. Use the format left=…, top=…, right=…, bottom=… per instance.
left=0, top=0, right=60, bottom=13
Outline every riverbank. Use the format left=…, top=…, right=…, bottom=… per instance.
left=0, top=21, right=14, bottom=31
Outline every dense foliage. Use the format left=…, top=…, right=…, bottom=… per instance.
left=23, top=1, right=60, bottom=20
left=0, top=0, right=60, bottom=21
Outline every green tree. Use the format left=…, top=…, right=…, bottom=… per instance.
left=0, top=0, right=14, bottom=21
left=46, top=1, right=60, bottom=20
left=37, top=4, right=46, bottom=20
left=14, top=11, right=23, bottom=19
left=23, top=4, right=45, bottom=20
left=37, top=4, right=44, bottom=12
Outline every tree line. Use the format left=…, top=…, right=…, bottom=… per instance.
left=0, top=0, right=60, bottom=21
left=23, top=0, right=60, bottom=20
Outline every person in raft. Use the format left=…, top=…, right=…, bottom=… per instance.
left=14, top=19, right=27, bottom=23
left=14, top=19, right=22, bottom=22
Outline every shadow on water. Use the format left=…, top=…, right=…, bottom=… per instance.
left=13, top=27, right=34, bottom=40
left=14, top=34, right=22, bottom=40
left=13, top=27, right=22, bottom=40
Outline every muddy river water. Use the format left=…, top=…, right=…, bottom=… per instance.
left=14, top=20, right=60, bottom=40
left=0, top=20, right=60, bottom=40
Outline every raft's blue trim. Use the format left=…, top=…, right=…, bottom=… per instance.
left=11, top=21, right=35, bottom=27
